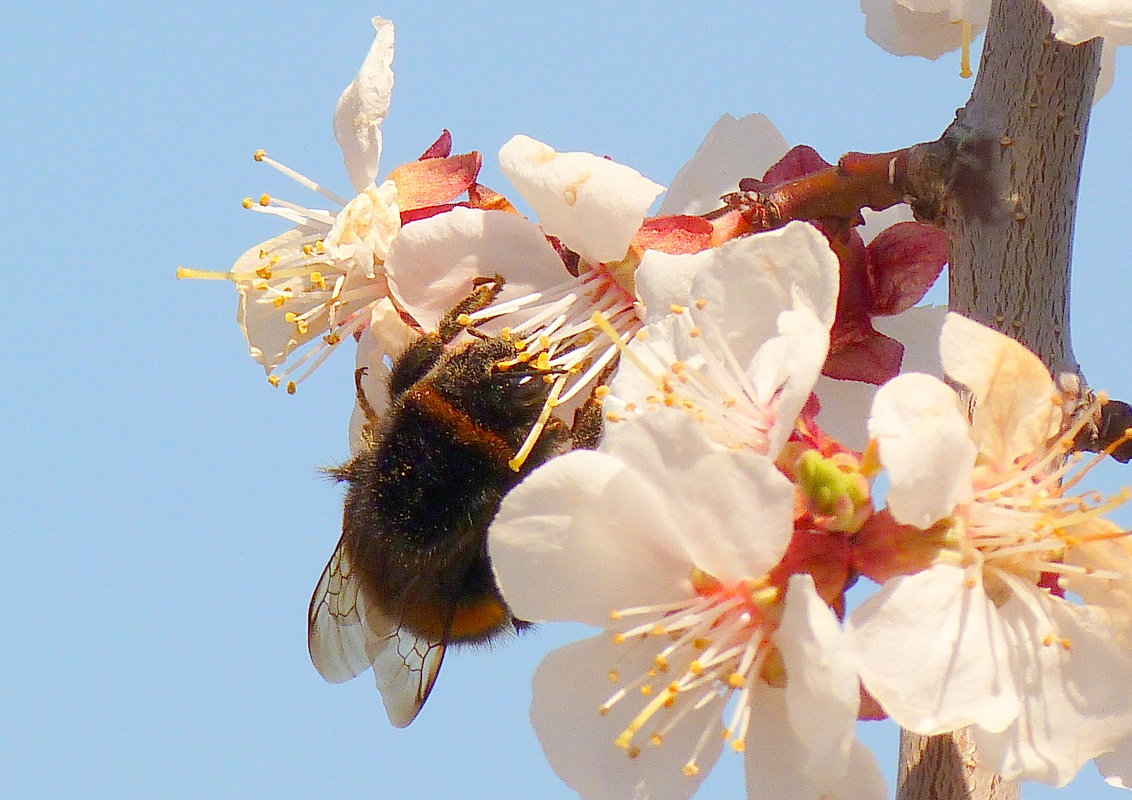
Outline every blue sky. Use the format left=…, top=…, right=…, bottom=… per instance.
left=3, top=2, right=1131, bottom=798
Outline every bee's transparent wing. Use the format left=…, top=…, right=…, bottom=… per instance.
left=308, top=539, right=446, bottom=727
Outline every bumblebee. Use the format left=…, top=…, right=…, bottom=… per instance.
left=308, top=277, right=605, bottom=726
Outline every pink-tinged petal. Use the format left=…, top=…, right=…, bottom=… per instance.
left=387, top=153, right=482, bottom=209
left=385, top=207, right=566, bottom=331
left=758, top=575, right=884, bottom=800
left=530, top=636, right=721, bottom=800
left=498, top=135, right=664, bottom=265
left=861, top=0, right=985, bottom=58
left=761, top=144, right=832, bottom=184
left=631, top=215, right=713, bottom=255
left=867, top=221, right=948, bottom=315
left=600, top=411, right=795, bottom=584
left=488, top=448, right=696, bottom=627
left=940, top=313, right=1060, bottom=467
left=973, top=573, right=1132, bottom=785
left=847, top=564, right=1021, bottom=735
left=824, top=326, right=904, bottom=384
left=1042, top=0, right=1132, bottom=45
left=659, top=113, right=789, bottom=216
left=869, top=373, right=976, bottom=527
left=334, top=17, right=395, bottom=192
left=418, top=129, right=452, bottom=160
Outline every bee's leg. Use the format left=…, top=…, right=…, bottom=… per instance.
left=435, top=273, right=506, bottom=344
left=354, top=367, right=381, bottom=443
left=570, top=357, right=619, bottom=451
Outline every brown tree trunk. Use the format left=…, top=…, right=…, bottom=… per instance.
left=899, top=0, right=1101, bottom=797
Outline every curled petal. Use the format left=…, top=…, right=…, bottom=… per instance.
left=334, top=17, right=395, bottom=191
left=387, top=153, right=482, bottom=209
left=868, top=372, right=976, bottom=527
left=499, top=135, right=664, bottom=265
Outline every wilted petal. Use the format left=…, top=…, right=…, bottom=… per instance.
left=869, top=373, right=976, bottom=527
left=848, top=564, right=1020, bottom=735
left=334, top=17, right=395, bottom=191
left=531, top=635, right=721, bottom=800
left=498, top=135, right=664, bottom=265
left=940, top=313, right=1060, bottom=468
left=385, top=207, right=566, bottom=331
left=867, top=221, right=948, bottom=315
left=659, top=113, right=789, bottom=216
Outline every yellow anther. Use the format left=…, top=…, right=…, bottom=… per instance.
left=670, top=304, right=687, bottom=314
left=608, top=669, right=619, bottom=683
left=272, top=296, right=286, bottom=308
left=1060, top=638, right=1073, bottom=651
left=649, top=734, right=663, bottom=746
left=682, top=762, right=700, bottom=777
left=259, top=194, right=271, bottom=206
left=253, top=149, right=266, bottom=161
left=640, top=685, right=653, bottom=696
left=310, top=271, right=327, bottom=290
left=612, top=633, right=626, bottom=645
left=726, top=672, right=745, bottom=689
left=598, top=704, right=612, bottom=716
left=731, top=740, right=746, bottom=753
left=627, top=746, right=641, bottom=760
left=1042, top=633, right=1056, bottom=646
left=595, top=386, right=610, bottom=399
left=242, top=197, right=254, bottom=209
left=302, top=244, right=315, bottom=256
left=535, top=352, right=552, bottom=371
left=255, top=266, right=272, bottom=280
left=323, top=333, right=341, bottom=345
left=695, top=298, right=707, bottom=310
left=689, top=661, right=704, bottom=676
left=456, top=313, right=473, bottom=326
left=654, top=655, right=669, bottom=672
left=315, top=240, right=325, bottom=254
left=284, top=312, right=299, bottom=323
left=286, top=381, right=296, bottom=395
left=688, top=326, right=701, bottom=338
left=267, top=375, right=281, bottom=387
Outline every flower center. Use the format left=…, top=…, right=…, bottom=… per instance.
left=599, top=570, right=784, bottom=776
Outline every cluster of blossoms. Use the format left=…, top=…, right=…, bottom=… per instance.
left=187, top=13, right=1132, bottom=800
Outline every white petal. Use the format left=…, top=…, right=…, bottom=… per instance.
left=1097, top=737, right=1132, bottom=789
left=1042, top=0, right=1132, bottom=45
left=531, top=635, right=721, bottom=800
left=861, top=0, right=984, bottom=59
left=600, top=410, right=795, bottom=584
left=658, top=113, right=789, bottom=216
left=334, top=17, right=395, bottom=192
left=973, top=573, right=1132, bottom=785
left=940, top=313, right=1060, bottom=468
left=636, top=221, right=839, bottom=336
left=748, top=575, right=885, bottom=800
left=868, top=372, right=976, bottom=527
left=749, top=307, right=830, bottom=457
left=814, top=305, right=947, bottom=451
left=385, top=207, right=566, bottom=331
left=848, top=564, right=1021, bottom=735
left=488, top=448, right=695, bottom=627
left=498, top=135, right=664, bottom=265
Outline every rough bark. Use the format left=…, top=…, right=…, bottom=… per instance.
left=898, top=0, right=1101, bottom=798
